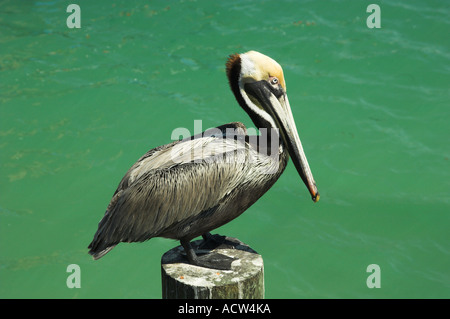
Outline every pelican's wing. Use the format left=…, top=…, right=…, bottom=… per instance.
left=112, top=121, right=247, bottom=192
left=88, top=122, right=250, bottom=259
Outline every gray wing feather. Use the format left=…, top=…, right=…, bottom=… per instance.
left=88, top=122, right=251, bottom=257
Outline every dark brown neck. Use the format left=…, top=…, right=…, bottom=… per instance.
left=226, top=54, right=282, bottom=155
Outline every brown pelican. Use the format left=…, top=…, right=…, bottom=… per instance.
left=88, top=51, right=319, bottom=270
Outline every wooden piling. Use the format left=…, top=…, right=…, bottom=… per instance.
left=161, top=236, right=264, bottom=299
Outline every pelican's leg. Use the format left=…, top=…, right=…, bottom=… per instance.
left=181, top=239, right=235, bottom=271
left=181, top=240, right=199, bottom=265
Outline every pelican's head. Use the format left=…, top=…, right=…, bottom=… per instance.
left=226, top=50, right=319, bottom=203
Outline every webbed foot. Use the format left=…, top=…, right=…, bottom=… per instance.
left=181, top=237, right=236, bottom=270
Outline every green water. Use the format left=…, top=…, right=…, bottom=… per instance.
left=1, top=0, right=449, bottom=298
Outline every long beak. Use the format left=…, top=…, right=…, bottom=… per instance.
left=244, top=81, right=320, bottom=202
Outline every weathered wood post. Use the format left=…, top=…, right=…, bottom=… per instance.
left=161, top=235, right=264, bottom=299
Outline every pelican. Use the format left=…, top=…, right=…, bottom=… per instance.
left=88, top=51, right=319, bottom=270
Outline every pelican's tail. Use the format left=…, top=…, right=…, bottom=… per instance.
left=88, top=244, right=117, bottom=260
left=88, top=221, right=117, bottom=260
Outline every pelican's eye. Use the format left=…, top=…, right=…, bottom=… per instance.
left=269, top=76, right=279, bottom=86
left=267, top=76, right=284, bottom=98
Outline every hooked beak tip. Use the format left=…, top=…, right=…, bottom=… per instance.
left=312, top=191, right=320, bottom=203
